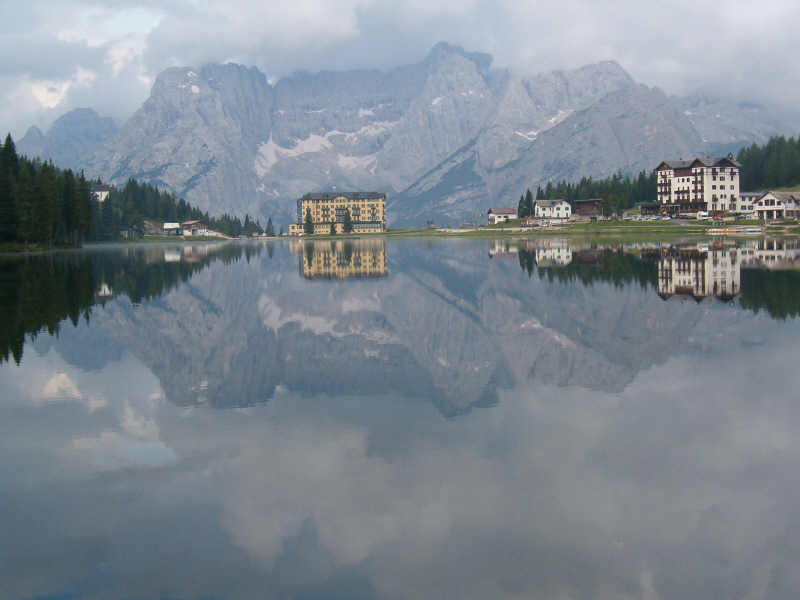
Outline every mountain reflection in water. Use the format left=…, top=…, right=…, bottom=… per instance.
left=2, top=237, right=800, bottom=410
left=2, top=237, right=800, bottom=599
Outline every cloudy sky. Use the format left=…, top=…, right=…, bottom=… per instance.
left=2, top=0, right=799, bottom=137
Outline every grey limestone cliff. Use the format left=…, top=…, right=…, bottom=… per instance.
left=28, top=43, right=800, bottom=226
left=18, top=108, right=117, bottom=171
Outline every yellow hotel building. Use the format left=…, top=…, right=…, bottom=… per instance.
left=288, top=192, right=386, bottom=235
left=290, top=239, right=387, bottom=279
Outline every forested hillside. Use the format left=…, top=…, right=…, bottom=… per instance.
left=95, top=178, right=269, bottom=240
left=737, top=135, right=800, bottom=191
left=517, top=171, right=657, bottom=216
left=0, top=134, right=91, bottom=247
left=0, top=134, right=269, bottom=248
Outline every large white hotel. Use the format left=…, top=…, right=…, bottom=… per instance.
left=655, top=155, right=741, bottom=215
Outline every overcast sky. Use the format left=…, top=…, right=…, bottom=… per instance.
left=2, top=0, right=799, bottom=137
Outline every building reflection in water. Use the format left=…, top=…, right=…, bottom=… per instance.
left=658, top=238, right=800, bottom=301
left=290, top=238, right=387, bottom=279
left=493, top=236, right=800, bottom=303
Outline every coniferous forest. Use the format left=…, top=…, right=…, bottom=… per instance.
left=0, top=134, right=267, bottom=248
left=736, top=135, right=800, bottom=191
left=517, top=170, right=657, bottom=217
left=0, top=134, right=92, bottom=247
left=517, top=134, right=800, bottom=217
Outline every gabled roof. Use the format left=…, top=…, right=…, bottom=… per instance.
left=656, top=160, right=694, bottom=170
left=301, top=191, right=385, bottom=201
left=535, top=198, right=569, bottom=208
left=656, top=155, right=742, bottom=171
left=761, top=190, right=800, bottom=203
left=573, top=198, right=603, bottom=205
left=487, top=207, right=518, bottom=215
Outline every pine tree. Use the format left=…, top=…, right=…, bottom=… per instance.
left=3, top=134, right=19, bottom=176
left=304, top=208, right=314, bottom=234
left=266, top=217, right=275, bottom=236
left=342, top=208, right=353, bottom=233
left=0, top=138, right=15, bottom=241
left=525, top=188, right=534, bottom=216
left=102, top=196, right=114, bottom=240
left=14, top=166, right=34, bottom=243
left=330, top=221, right=337, bottom=235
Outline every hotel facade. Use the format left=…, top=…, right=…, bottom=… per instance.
left=289, top=192, right=386, bottom=235
left=655, top=156, right=741, bottom=215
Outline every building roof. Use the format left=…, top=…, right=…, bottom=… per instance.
left=762, top=190, right=800, bottom=203
left=487, top=207, right=517, bottom=215
left=181, top=220, right=205, bottom=226
left=535, top=198, right=569, bottom=208
left=656, top=155, right=742, bottom=171
left=300, top=191, right=385, bottom=201
left=573, top=198, right=603, bottom=205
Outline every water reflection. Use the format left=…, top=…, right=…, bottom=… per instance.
left=0, top=242, right=262, bottom=364
left=658, top=238, right=800, bottom=302
left=2, top=237, right=800, bottom=598
left=291, top=238, right=388, bottom=279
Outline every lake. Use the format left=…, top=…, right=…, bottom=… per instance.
left=2, top=236, right=800, bottom=599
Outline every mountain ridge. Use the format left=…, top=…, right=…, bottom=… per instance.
left=18, top=43, right=800, bottom=226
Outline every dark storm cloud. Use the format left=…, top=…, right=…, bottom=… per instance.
left=3, top=0, right=800, bottom=136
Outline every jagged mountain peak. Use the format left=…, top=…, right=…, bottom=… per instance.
left=23, top=42, right=796, bottom=227
left=18, top=107, right=117, bottom=171
left=424, top=41, right=493, bottom=74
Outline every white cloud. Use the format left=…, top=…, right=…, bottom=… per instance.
left=3, top=0, right=800, bottom=136
left=40, top=372, right=108, bottom=411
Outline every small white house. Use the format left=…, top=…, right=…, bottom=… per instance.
left=487, top=207, right=518, bottom=225
left=163, top=222, right=181, bottom=235
left=754, top=191, right=799, bottom=220
left=181, top=220, right=208, bottom=236
left=90, top=184, right=112, bottom=204
left=534, top=199, right=571, bottom=220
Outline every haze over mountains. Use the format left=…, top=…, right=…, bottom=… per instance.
left=18, top=42, right=800, bottom=226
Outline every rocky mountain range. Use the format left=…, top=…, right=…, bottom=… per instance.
left=18, top=42, right=800, bottom=226
left=18, top=108, right=118, bottom=173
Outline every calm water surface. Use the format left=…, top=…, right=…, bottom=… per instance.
left=2, top=237, right=800, bottom=599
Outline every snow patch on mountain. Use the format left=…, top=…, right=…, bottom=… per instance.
left=337, top=153, right=377, bottom=171
left=255, top=134, right=334, bottom=176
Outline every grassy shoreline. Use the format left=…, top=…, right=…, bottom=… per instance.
left=3, top=221, right=798, bottom=254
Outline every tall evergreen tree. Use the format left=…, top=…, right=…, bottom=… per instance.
left=265, top=217, right=275, bottom=236
left=342, top=208, right=353, bottom=233
left=525, top=188, right=534, bottom=216
left=3, top=134, right=19, bottom=176
left=304, top=208, right=314, bottom=234
left=0, top=136, right=15, bottom=241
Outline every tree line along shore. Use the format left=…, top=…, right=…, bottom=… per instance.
left=3, top=133, right=800, bottom=250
